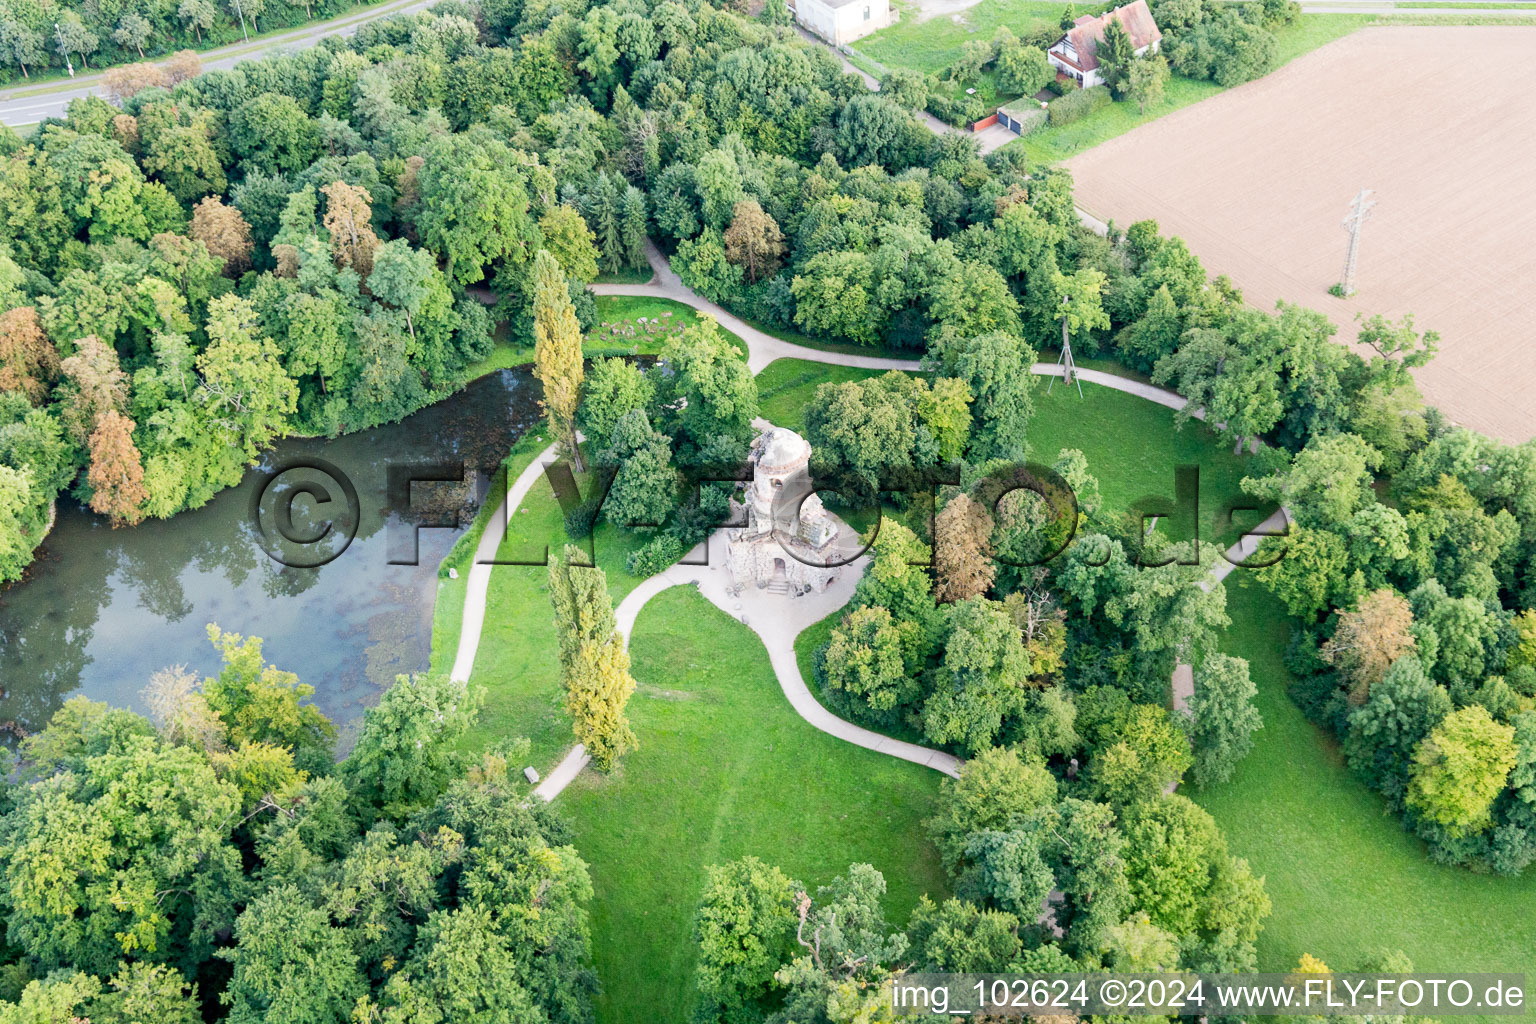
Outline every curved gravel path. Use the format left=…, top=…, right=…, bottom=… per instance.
left=458, top=248, right=1287, bottom=801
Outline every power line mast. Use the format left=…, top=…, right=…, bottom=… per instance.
left=1339, top=187, right=1375, bottom=297
left=1047, top=326, right=1082, bottom=398
left=1049, top=286, right=1085, bottom=397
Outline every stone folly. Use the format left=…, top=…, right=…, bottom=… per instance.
left=725, top=426, right=841, bottom=596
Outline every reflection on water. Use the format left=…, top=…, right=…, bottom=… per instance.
left=0, top=368, right=542, bottom=738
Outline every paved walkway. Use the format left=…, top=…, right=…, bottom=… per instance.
left=459, top=247, right=1289, bottom=800
left=592, top=241, right=925, bottom=375
left=612, top=520, right=963, bottom=777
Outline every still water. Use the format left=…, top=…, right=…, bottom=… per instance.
left=0, top=368, right=542, bottom=742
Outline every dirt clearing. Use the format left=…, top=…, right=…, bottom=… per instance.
left=1066, top=26, right=1536, bottom=443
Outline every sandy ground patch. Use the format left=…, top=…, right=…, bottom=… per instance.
left=906, top=0, right=986, bottom=24
left=1065, top=26, right=1536, bottom=443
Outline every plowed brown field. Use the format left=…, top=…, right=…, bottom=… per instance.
left=1066, top=26, right=1536, bottom=442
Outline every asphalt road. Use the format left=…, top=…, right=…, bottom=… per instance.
left=0, top=0, right=437, bottom=127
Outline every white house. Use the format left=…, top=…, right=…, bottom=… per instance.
left=792, top=0, right=891, bottom=47
left=1047, top=0, right=1162, bottom=88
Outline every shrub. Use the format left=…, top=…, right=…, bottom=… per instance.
left=564, top=494, right=603, bottom=540
left=626, top=534, right=683, bottom=577
left=1047, top=85, right=1112, bottom=125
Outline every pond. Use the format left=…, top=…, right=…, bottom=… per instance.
left=0, top=368, right=543, bottom=744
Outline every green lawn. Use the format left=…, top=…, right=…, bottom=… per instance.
left=594, top=265, right=655, bottom=284
left=861, top=0, right=1065, bottom=74
left=1394, top=2, right=1536, bottom=8
left=462, top=296, right=746, bottom=383
left=559, top=587, right=949, bottom=1024
left=449, top=474, right=652, bottom=770
left=1016, top=13, right=1379, bottom=162
left=758, top=357, right=1258, bottom=549
left=1194, top=579, right=1536, bottom=999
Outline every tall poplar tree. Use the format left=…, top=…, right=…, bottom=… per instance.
left=548, top=545, right=637, bottom=771
left=531, top=249, right=585, bottom=471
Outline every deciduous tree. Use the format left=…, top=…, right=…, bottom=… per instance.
left=1344, top=655, right=1450, bottom=805
left=1407, top=705, right=1517, bottom=836
left=203, top=624, right=337, bottom=774
left=339, top=673, right=481, bottom=825
left=1187, top=653, right=1262, bottom=787
left=86, top=409, right=148, bottom=526
left=1322, top=588, right=1416, bottom=704
left=219, top=885, right=366, bottom=1024
left=821, top=605, right=922, bottom=728
left=598, top=409, right=674, bottom=528
left=112, top=13, right=152, bottom=58
left=997, top=44, right=1053, bottom=96
left=190, top=197, right=255, bottom=276
left=320, top=180, right=380, bottom=279
left=548, top=545, right=637, bottom=770
left=1126, top=53, right=1170, bottom=113
left=0, top=306, right=59, bottom=406
left=537, top=204, right=600, bottom=284
left=722, top=199, right=785, bottom=284
left=692, top=856, right=800, bottom=1019
left=577, top=356, right=653, bottom=455
left=934, top=492, right=995, bottom=603
left=0, top=20, right=45, bottom=79
left=59, top=334, right=128, bottom=447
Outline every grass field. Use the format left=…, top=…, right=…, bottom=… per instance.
left=1195, top=579, right=1536, bottom=997
left=559, top=586, right=949, bottom=1024
left=757, top=357, right=1258, bottom=548
left=594, top=265, right=656, bottom=284
left=1394, top=2, right=1536, bottom=8
left=462, top=296, right=746, bottom=382
left=428, top=435, right=655, bottom=770
left=861, top=0, right=1064, bottom=74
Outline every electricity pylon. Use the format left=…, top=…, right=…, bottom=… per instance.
left=1339, top=187, right=1375, bottom=297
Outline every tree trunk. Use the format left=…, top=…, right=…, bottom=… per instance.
left=405, top=310, right=415, bottom=341
left=136, top=43, right=143, bottom=57
left=79, top=51, right=88, bottom=69
left=19, top=62, right=27, bottom=78
left=568, top=428, right=585, bottom=474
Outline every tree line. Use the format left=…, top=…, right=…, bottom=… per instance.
left=0, top=0, right=371, bottom=84
left=0, top=633, right=597, bottom=1022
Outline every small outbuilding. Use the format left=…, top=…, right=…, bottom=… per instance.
left=996, top=98, right=1047, bottom=135
left=1046, top=0, right=1162, bottom=88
